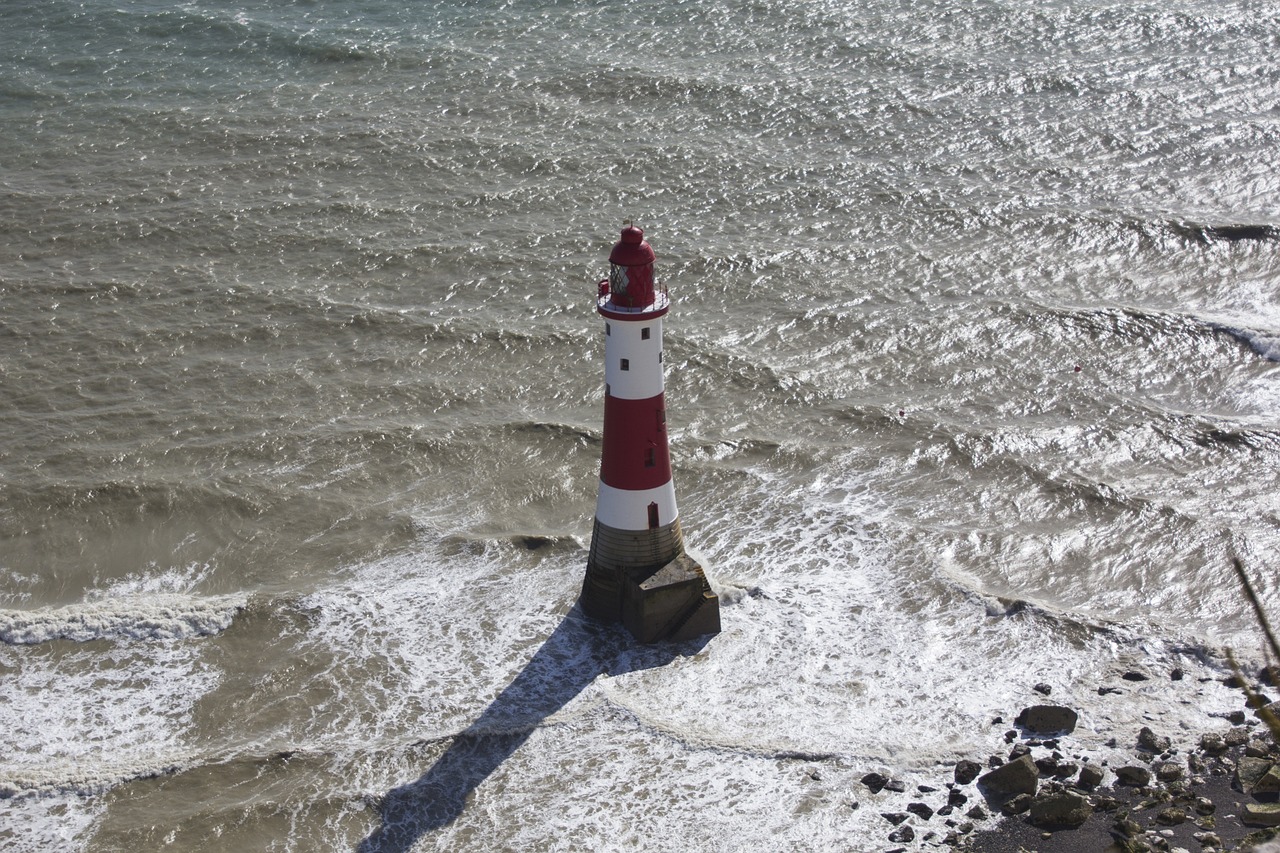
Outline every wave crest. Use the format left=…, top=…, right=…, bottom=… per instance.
left=0, top=593, right=246, bottom=645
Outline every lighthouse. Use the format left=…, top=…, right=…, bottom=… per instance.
left=579, top=224, right=721, bottom=643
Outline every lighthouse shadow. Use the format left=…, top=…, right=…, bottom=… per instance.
left=355, top=605, right=709, bottom=853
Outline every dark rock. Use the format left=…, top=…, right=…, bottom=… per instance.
left=1115, top=816, right=1143, bottom=838
left=1154, top=761, right=1184, bottom=783
left=916, top=784, right=937, bottom=793
left=1077, top=764, right=1104, bottom=789
left=1015, top=705, right=1079, bottom=735
left=1155, top=807, right=1186, bottom=826
left=1199, top=733, right=1229, bottom=755
left=1035, top=756, right=1059, bottom=776
left=1225, top=727, right=1251, bottom=747
left=1115, top=766, right=1152, bottom=787
left=948, top=789, right=968, bottom=807
left=1253, top=764, right=1280, bottom=795
left=1243, top=803, right=1280, bottom=827
left=1000, top=793, right=1033, bottom=816
left=936, top=805, right=953, bottom=817
left=1138, top=726, right=1172, bottom=753
left=1034, top=683, right=1052, bottom=696
left=1122, top=671, right=1149, bottom=681
left=979, top=754, right=1040, bottom=796
left=1008, top=744, right=1031, bottom=761
left=1229, top=710, right=1248, bottom=724
left=1052, top=761, right=1078, bottom=779
left=1098, top=686, right=1123, bottom=695
left=907, top=802, right=934, bottom=821
left=954, top=760, right=981, bottom=785
left=884, top=778, right=907, bottom=793
left=881, top=812, right=909, bottom=825
left=1171, top=668, right=1184, bottom=681
left=966, top=805, right=988, bottom=820
left=887, top=825, right=915, bottom=844
left=1093, top=795, right=1121, bottom=812
left=1029, top=790, right=1091, bottom=829
left=861, top=772, right=887, bottom=793
left=1247, top=739, right=1272, bottom=758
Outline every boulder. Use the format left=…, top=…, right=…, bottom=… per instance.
left=887, top=825, right=915, bottom=843
left=1236, top=757, right=1272, bottom=793
left=1200, top=732, right=1229, bottom=755
left=1225, top=727, right=1251, bottom=747
left=1077, top=764, right=1104, bottom=789
left=1154, top=807, right=1186, bottom=826
left=1115, top=766, right=1152, bottom=787
left=954, top=760, right=982, bottom=785
left=1029, top=790, right=1091, bottom=829
left=1000, top=793, right=1033, bottom=816
left=1243, top=803, right=1280, bottom=827
left=861, top=772, right=888, bottom=793
left=1015, top=705, right=1079, bottom=735
left=1053, top=761, right=1078, bottom=780
left=906, top=802, right=933, bottom=821
left=1155, top=761, right=1184, bottom=783
left=1253, top=765, right=1280, bottom=796
left=978, top=754, right=1040, bottom=796
left=1138, top=726, right=1172, bottom=753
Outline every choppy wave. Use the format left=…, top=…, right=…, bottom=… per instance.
left=0, top=592, right=245, bottom=644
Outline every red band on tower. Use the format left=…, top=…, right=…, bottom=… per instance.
left=600, top=393, right=671, bottom=490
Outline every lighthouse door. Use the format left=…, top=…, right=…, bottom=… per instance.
left=647, top=502, right=659, bottom=529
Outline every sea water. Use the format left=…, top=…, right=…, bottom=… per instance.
left=2, top=0, right=1279, bottom=849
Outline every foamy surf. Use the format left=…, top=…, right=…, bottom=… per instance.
left=0, top=592, right=246, bottom=645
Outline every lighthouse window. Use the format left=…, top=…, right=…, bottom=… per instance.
left=606, top=323, right=611, bottom=336
left=658, top=351, right=663, bottom=363
left=644, top=448, right=655, bottom=467
left=641, top=327, right=651, bottom=340
left=656, top=409, right=666, bottom=429
left=620, top=358, right=630, bottom=371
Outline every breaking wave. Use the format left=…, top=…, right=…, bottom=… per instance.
left=0, top=592, right=246, bottom=645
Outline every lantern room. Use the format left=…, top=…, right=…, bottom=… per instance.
left=606, top=224, right=656, bottom=309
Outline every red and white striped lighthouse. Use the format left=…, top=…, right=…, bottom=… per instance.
left=580, top=224, right=720, bottom=643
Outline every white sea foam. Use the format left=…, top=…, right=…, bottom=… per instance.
left=0, top=592, right=246, bottom=644
left=289, top=474, right=1246, bottom=851
left=0, top=635, right=220, bottom=850
left=0, top=566, right=232, bottom=850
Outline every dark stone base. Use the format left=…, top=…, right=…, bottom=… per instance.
left=580, top=551, right=720, bottom=644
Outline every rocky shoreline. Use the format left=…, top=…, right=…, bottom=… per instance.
left=853, top=668, right=1280, bottom=852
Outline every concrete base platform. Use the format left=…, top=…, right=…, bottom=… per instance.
left=619, top=553, right=721, bottom=644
